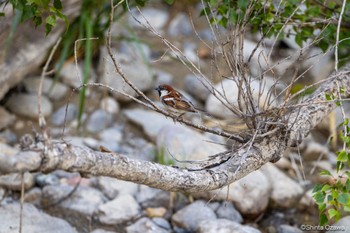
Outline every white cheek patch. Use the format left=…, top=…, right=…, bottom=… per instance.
left=160, top=90, right=169, bottom=97
left=163, top=97, right=174, bottom=101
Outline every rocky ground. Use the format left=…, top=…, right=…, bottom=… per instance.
left=0, top=2, right=350, bottom=233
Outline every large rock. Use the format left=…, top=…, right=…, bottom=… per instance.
left=98, top=194, right=140, bottom=225
left=0, top=172, right=35, bottom=191
left=23, top=76, right=68, bottom=100
left=168, top=13, right=192, bottom=36
left=6, top=93, right=52, bottom=118
left=261, top=163, right=303, bottom=208
left=99, top=47, right=153, bottom=102
left=128, top=8, right=169, bottom=31
left=326, top=216, right=350, bottom=233
left=0, top=107, right=16, bottom=130
left=205, top=79, right=276, bottom=119
left=171, top=200, right=217, bottom=232
left=197, top=219, right=261, bottom=233
left=0, top=203, right=77, bottom=233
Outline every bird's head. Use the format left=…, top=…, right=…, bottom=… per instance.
left=155, top=84, right=174, bottom=97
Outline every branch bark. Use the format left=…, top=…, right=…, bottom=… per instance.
left=0, top=65, right=349, bottom=193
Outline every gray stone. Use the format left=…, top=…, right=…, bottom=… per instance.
left=136, top=185, right=170, bottom=208
left=51, top=104, right=78, bottom=126
left=184, top=74, right=211, bottom=102
left=126, top=217, right=170, bottom=233
left=241, top=39, right=269, bottom=76
left=326, top=216, right=350, bottom=233
left=261, top=163, right=303, bottom=208
left=42, top=184, right=106, bottom=217
left=35, top=173, right=60, bottom=187
left=194, top=170, right=271, bottom=216
left=0, top=107, right=16, bottom=130
left=157, top=124, right=226, bottom=163
left=0, top=203, right=77, bottom=233
left=154, top=69, right=173, bottom=86
left=168, top=13, right=192, bottom=36
left=197, top=219, right=261, bottom=233
left=98, top=126, right=123, bottom=144
left=91, top=176, right=138, bottom=199
left=0, top=129, right=17, bottom=144
left=90, top=229, right=116, bottom=233
left=216, top=202, right=243, bottom=223
left=171, top=200, right=216, bottom=232
left=6, top=93, right=52, bottom=118
left=0, top=187, right=5, bottom=201
left=0, top=142, right=19, bottom=156
left=302, top=141, right=330, bottom=161
left=278, top=224, right=302, bottom=233
left=98, top=194, right=140, bottom=225
left=86, top=110, right=113, bottom=133
left=152, top=217, right=171, bottom=230
left=205, top=79, right=276, bottom=119
left=0, top=172, right=35, bottom=191
left=119, top=41, right=151, bottom=61
left=23, top=76, right=68, bottom=100
left=60, top=62, right=84, bottom=88
left=24, top=187, right=42, bottom=206
left=100, top=97, right=120, bottom=114
left=128, top=8, right=169, bottom=31
left=99, top=48, right=153, bottom=102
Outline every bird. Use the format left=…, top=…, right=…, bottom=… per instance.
left=155, top=84, right=211, bottom=118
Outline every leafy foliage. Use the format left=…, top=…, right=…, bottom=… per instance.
left=312, top=116, right=350, bottom=225
left=202, top=0, right=350, bottom=65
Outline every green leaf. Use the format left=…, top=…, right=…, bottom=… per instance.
left=320, top=170, right=332, bottom=176
left=313, top=184, right=323, bottom=193
left=46, top=15, right=56, bottom=26
left=53, top=0, right=63, bottom=10
left=336, top=161, right=344, bottom=173
left=320, top=213, right=328, bottom=226
left=313, top=191, right=325, bottom=204
left=328, top=208, right=339, bottom=219
left=0, top=12, right=5, bottom=17
left=338, top=193, right=350, bottom=205
left=337, top=151, right=349, bottom=162
left=163, top=0, right=174, bottom=4
left=321, top=184, right=331, bottom=192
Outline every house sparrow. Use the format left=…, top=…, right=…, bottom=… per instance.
left=155, top=84, right=211, bottom=118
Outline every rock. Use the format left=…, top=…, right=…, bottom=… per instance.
left=171, top=200, right=217, bottom=232
left=120, top=136, right=156, bottom=161
left=0, top=187, right=5, bottom=201
left=136, top=185, right=170, bottom=208
left=205, top=79, right=276, bottom=119
left=100, top=97, right=120, bottom=114
left=35, top=173, right=60, bottom=187
left=146, top=207, right=167, bottom=218
left=91, top=176, right=138, bottom=200
left=0, top=172, right=35, bottom=191
left=302, top=141, right=330, bottom=161
left=119, top=41, right=151, bottom=61
left=6, top=93, right=52, bottom=118
left=98, top=194, right=140, bottom=225
left=124, top=109, right=174, bottom=141
left=184, top=74, right=211, bottom=102
left=99, top=47, right=153, bottom=102
left=86, top=110, right=113, bottom=133
left=98, top=126, right=123, bottom=145
left=183, top=42, right=198, bottom=62
left=0, top=107, right=16, bottom=130
left=278, top=224, right=303, bottom=233
left=23, top=76, right=68, bottom=100
left=302, top=48, right=334, bottom=82
left=194, top=170, right=271, bottom=216
left=157, top=124, right=226, bottom=163
left=42, top=184, right=106, bottom=217
left=241, top=39, right=269, bottom=76
left=125, top=217, right=170, bottom=233
left=90, top=229, right=116, bottom=233
left=0, top=203, right=78, bottom=233
left=299, top=189, right=315, bottom=208
left=326, top=216, right=350, bottom=233
left=0, top=129, right=17, bottom=144
left=0, top=142, right=19, bottom=155
left=216, top=202, right=243, bottom=223
left=168, top=13, right=192, bottom=36
left=261, top=163, right=303, bottom=208
left=154, top=69, right=173, bottom=86
left=274, top=157, right=292, bottom=170
left=60, top=62, right=84, bottom=88
left=24, top=187, right=42, bottom=205
left=51, top=104, right=78, bottom=126
left=152, top=217, right=171, bottom=230
left=197, top=219, right=261, bottom=233
left=128, top=8, right=169, bottom=31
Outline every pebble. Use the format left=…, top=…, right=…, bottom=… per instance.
left=171, top=200, right=217, bottom=232
left=128, top=8, right=169, bottom=31
left=90, top=229, right=116, bottom=233
left=98, top=194, right=140, bottom=225
left=184, top=74, right=211, bottom=102
left=154, top=69, right=174, bottom=86
left=136, top=185, right=170, bottom=208
left=100, top=97, right=120, bottom=114
left=216, top=201, right=243, bottom=223
left=278, top=224, right=303, bottom=233
left=0, top=172, right=35, bottom=191
left=91, top=176, right=138, bottom=200
left=51, top=103, right=78, bottom=126
left=197, top=219, right=261, bottom=233
left=86, top=109, right=113, bottom=133
left=326, top=216, right=350, bottom=233
left=0, top=107, right=16, bottom=130
left=60, top=62, right=84, bottom=88
left=152, top=217, right=171, bottom=230
left=98, top=126, right=123, bottom=144
left=125, top=217, right=170, bottom=233
left=0, top=203, right=77, bottom=233
left=6, top=93, right=52, bottom=118
left=261, top=163, right=303, bottom=208
left=146, top=207, right=167, bottom=218
left=168, top=13, right=192, bottom=36
left=24, top=187, right=42, bottom=206
left=0, top=142, right=19, bottom=156
left=23, top=76, right=68, bottom=100
left=35, top=173, right=60, bottom=187
left=0, top=129, right=17, bottom=144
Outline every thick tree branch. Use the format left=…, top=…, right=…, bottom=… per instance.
left=0, top=65, right=349, bottom=192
